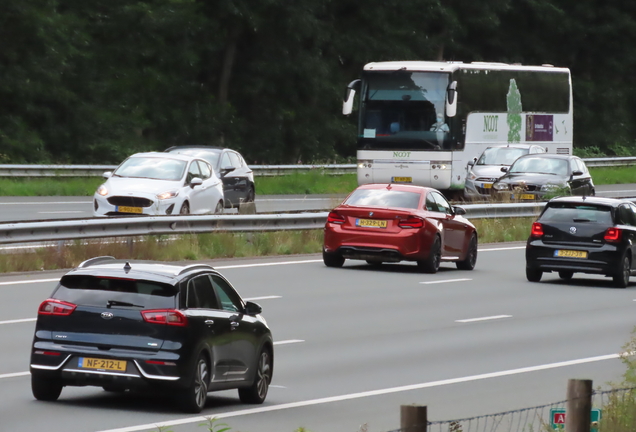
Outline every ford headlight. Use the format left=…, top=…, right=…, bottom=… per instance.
left=494, top=182, right=508, bottom=190
left=97, top=185, right=108, bottom=196
left=156, top=190, right=179, bottom=200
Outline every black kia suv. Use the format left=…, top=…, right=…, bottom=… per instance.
left=30, top=257, right=273, bottom=413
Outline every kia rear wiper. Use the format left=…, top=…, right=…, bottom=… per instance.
left=107, top=300, right=144, bottom=308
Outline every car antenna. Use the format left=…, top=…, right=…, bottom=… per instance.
left=386, top=183, right=392, bottom=190
left=124, top=262, right=132, bottom=273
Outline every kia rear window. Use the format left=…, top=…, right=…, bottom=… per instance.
left=540, top=204, right=612, bottom=224
left=344, top=189, right=421, bottom=209
left=52, top=275, right=178, bottom=309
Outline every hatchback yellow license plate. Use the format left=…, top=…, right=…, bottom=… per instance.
left=392, top=177, right=412, bottom=183
left=117, top=206, right=143, bottom=214
left=519, top=194, right=535, bottom=200
left=482, top=183, right=493, bottom=189
left=78, top=357, right=127, bottom=372
left=554, top=250, right=588, bottom=259
left=356, top=219, right=388, bottom=228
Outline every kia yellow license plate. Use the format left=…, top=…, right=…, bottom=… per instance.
left=519, top=194, right=535, bottom=200
left=78, top=357, right=127, bottom=372
left=117, top=206, right=143, bottom=214
left=356, top=219, right=388, bottom=229
left=554, top=250, right=588, bottom=259
left=392, top=177, right=412, bottom=183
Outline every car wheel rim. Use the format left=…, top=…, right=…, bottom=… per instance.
left=180, top=204, right=189, bottom=215
left=256, top=352, right=271, bottom=399
left=433, top=243, right=441, bottom=270
left=623, top=258, right=630, bottom=283
left=194, top=359, right=208, bottom=408
left=468, top=239, right=477, bottom=266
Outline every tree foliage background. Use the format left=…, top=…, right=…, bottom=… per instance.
left=0, top=0, right=634, bottom=164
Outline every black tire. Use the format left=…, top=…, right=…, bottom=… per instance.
left=32, top=374, right=63, bottom=401
left=323, top=250, right=344, bottom=268
left=456, top=233, right=478, bottom=270
left=178, top=354, right=209, bottom=413
left=418, top=236, right=441, bottom=274
left=214, top=200, right=224, bottom=214
left=239, top=348, right=272, bottom=404
left=526, top=267, right=543, bottom=282
left=245, top=186, right=255, bottom=203
left=558, top=271, right=574, bottom=280
left=613, top=252, right=631, bottom=289
left=179, top=202, right=190, bottom=215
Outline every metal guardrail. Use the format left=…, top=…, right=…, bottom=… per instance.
left=2, top=197, right=635, bottom=245
left=0, top=157, right=632, bottom=177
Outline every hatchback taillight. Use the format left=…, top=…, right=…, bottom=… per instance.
left=604, top=227, right=622, bottom=243
left=38, top=299, right=77, bottom=316
left=327, top=211, right=345, bottom=224
left=141, top=309, right=188, bottom=327
left=398, top=217, right=424, bottom=229
left=531, top=222, right=544, bottom=238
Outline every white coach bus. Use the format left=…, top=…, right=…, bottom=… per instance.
left=342, top=61, right=573, bottom=198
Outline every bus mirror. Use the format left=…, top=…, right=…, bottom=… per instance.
left=343, top=79, right=361, bottom=116
left=445, top=81, right=458, bottom=118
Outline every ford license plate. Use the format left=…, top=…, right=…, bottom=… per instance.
left=116, top=206, right=143, bottom=214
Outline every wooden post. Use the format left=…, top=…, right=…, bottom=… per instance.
left=400, top=405, right=427, bottom=432
left=566, top=379, right=593, bottom=432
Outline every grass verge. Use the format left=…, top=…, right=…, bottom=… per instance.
left=0, top=218, right=534, bottom=273
left=0, top=165, right=632, bottom=197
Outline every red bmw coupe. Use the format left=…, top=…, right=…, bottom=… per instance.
left=323, top=184, right=478, bottom=273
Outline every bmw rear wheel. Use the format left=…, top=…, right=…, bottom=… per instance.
left=418, top=236, right=441, bottom=273
left=239, top=348, right=272, bottom=404
left=323, top=251, right=344, bottom=268
left=456, top=233, right=478, bottom=270
left=32, top=374, right=63, bottom=401
left=179, top=354, right=209, bottom=413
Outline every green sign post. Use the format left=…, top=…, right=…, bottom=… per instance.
left=549, top=408, right=601, bottom=431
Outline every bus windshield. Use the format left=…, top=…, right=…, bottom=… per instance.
left=359, top=71, right=450, bottom=151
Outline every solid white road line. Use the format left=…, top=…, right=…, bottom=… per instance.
left=0, top=278, right=59, bottom=286
left=273, top=340, right=305, bottom=346
left=0, top=371, right=29, bottom=379
left=0, top=318, right=36, bottom=325
left=216, top=259, right=322, bottom=269
left=0, top=201, right=91, bottom=205
left=456, top=315, right=513, bottom=323
left=95, top=353, right=622, bottom=432
left=420, top=278, right=472, bottom=285
left=478, top=246, right=526, bottom=252
left=38, top=211, right=86, bottom=214
left=243, top=296, right=282, bottom=301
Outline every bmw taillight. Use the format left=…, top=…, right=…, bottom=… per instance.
left=38, top=299, right=76, bottom=316
left=327, top=211, right=345, bottom=224
left=604, top=227, right=622, bottom=243
left=398, top=217, right=424, bottom=229
left=531, top=222, right=544, bottom=238
left=141, top=309, right=188, bottom=327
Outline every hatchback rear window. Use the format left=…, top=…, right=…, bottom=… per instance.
left=52, top=275, right=178, bottom=309
left=540, top=203, right=613, bottom=224
left=344, top=189, right=421, bottom=209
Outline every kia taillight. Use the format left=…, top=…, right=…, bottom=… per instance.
left=531, top=222, right=544, bottom=238
left=327, top=211, right=345, bottom=224
left=146, top=360, right=177, bottom=366
left=604, top=227, right=622, bottom=243
left=398, top=217, right=424, bottom=229
left=38, top=299, right=77, bottom=316
left=141, top=309, right=188, bottom=327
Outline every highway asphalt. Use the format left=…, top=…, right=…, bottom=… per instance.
left=1, top=246, right=634, bottom=432
left=0, top=182, right=635, bottom=223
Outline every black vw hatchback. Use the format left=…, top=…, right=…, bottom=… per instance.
left=30, top=257, right=273, bottom=413
left=526, top=196, right=636, bottom=287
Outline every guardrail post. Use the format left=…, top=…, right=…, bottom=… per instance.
left=566, top=378, right=593, bottom=432
left=127, top=237, right=134, bottom=255
left=400, top=404, right=427, bottom=432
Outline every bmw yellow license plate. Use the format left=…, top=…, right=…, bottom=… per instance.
left=356, top=219, right=388, bottom=228
left=554, top=250, right=588, bottom=259
left=78, top=357, right=127, bottom=372
left=391, top=177, right=412, bottom=183
left=116, top=206, right=143, bottom=214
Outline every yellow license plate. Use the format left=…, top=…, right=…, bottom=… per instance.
left=392, top=177, right=412, bottom=183
left=79, top=357, right=127, bottom=372
left=482, top=183, right=492, bottom=189
left=519, top=194, right=535, bottom=200
left=117, top=206, right=143, bottom=214
left=555, top=250, right=588, bottom=258
left=356, top=219, right=388, bottom=228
